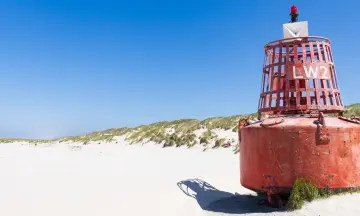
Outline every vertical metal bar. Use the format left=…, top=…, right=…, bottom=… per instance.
left=268, top=46, right=276, bottom=109
left=294, top=44, right=300, bottom=109
left=327, top=45, right=337, bottom=89
left=285, top=44, right=290, bottom=110
left=302, top=43, right=311, bottom=108
left=317, top=43, right=329, bottom=107
left=323, top=43, right=336, bottom=107
left=310, top=42, right=321, bottom=108
left=276, top=44, right=283, bottom=110
left=266, top=52, right=273, bottom=100
left=322, top=42, right=329, bottom=62
left=309, top=42, right=315, bottom=61
left=327, top=45, right=341, bottom=107
left=317, top=42, right=323, bottom=62
left=261, top=72, right=265, bottom=105
left=259, top=51, right=267, bottom=111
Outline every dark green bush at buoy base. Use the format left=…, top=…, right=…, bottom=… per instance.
left=287, top=178, right=319, bottom=210
left=287, top=178, right=360, bottom=210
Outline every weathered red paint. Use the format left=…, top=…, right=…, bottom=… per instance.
left=258, top=36, right=344, bottom=116
left=240, top=115, right=360, bottom=194
left=240, top=34, right=359, bottom=206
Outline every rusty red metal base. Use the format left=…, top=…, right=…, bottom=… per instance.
left=239, top=114, right=360, bottom=205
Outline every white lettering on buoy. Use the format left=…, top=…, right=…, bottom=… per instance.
left=292, top=66, right=303, bottom=79
left=290, top=64, right=331, bottom=80
left=304, top=65, right=318, bottom=78
left=319, top=65, right=328, bottom=79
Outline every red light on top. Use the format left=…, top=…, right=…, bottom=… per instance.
left=291, top=5, right=298, bottom=14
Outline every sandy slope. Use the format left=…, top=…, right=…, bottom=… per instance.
left=1, top=142, right=360, bottom=216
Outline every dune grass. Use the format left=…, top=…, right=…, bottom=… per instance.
left=0, top=104, right=358, bottom=147
left=58, top=128, right=133, bottom=144
left=46, top=115, right=246, bottom=148
left=287, top=178, right=360, bottom=210
left=344, top=103, right=360, bottom=117
left=0, top=138, right=52, bottom=145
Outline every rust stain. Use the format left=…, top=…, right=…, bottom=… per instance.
left=240, top=116, right=360, bottom=194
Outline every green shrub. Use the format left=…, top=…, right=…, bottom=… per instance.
left=163, top=140, right=175, bottom=147
left=199, top=130, right=215, bottom=145
left=287, top=178, right=319, bottom=210
left=178, top=133, right=196, bottom=147
left=287, top=177, right=360, bottom=210
left=201, top=116, right=241, bottom=130
left=199, top=137, right=209, bottom=145
left=344, top=103, right=360, bottom=117
left=213, top=138, right=225, bottom=149
left=187, top=140, right=197, bottom=148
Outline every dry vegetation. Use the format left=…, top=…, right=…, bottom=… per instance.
left=1, top=104, right=359, bottom=150
left=343, top=103, right=360, bottom=117
left=53, top=115, right=254, bottom=149
left=0, top=138, right=52, bottom=145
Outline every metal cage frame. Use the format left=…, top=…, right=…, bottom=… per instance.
left=258, top=36, right=344, bottom=116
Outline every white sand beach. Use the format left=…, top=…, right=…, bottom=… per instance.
left=1, top=141, right=360, bottom=216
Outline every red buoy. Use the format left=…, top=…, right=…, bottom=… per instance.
left=238, top=10, right=360, bottom=207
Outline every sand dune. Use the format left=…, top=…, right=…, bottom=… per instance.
left=1, top=142, right=360, bottom=216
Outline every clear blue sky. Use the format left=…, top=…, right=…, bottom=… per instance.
left=1, top=0, right=359, bottom=139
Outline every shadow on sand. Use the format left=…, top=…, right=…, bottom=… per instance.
left=177, top=178, right=285, bottom=214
